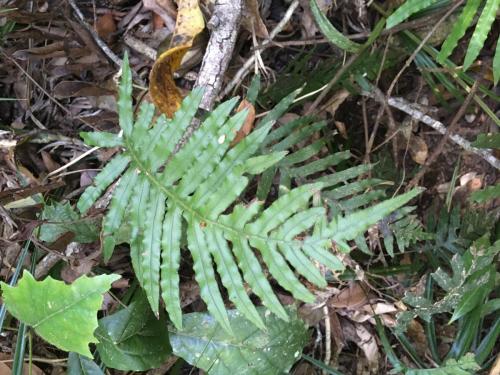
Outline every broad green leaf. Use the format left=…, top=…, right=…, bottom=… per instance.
left=39, top=202, right=98, bottom=243
left=169, top=307, right=309, bottom=375
left=95, top=292, right=171, bottom=371
left=0, top=271, right=119, bottom=357
left=310, top=0, right=361, bottom=52
left=68, top=352, right=104, bottom=375
left=470, top=184, right=500, bottom=203
left=450, top=266, right=494, bottom=322
left=405, top=353, right=479, bottom=374
left=386, top=0, right=440, bottom=29
left=463, top=0, right=500, bottom=71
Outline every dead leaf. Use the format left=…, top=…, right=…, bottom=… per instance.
left=143, top=0, right=177, bottom=31
left=408, top=135, right=428, bottom=165
left=407, top=319, right=427, bottom=358
left=231, top=99, right=255, bottom=145
left=354, top=324, right=379, bottom=374
left=40, top=151, right=60, bottom=173
left=489, top=352, right=500, bottom=375
left=329, top=282, right=368, bottom=309
left=242, top=0, right=268, bottom=38
left=149, top=0, right=205, bottom=117
left=53, top=81, right=114, bottom=99
left=0, top=361, right=11, bottom=375
left=95, top=13, right=116, bottom=41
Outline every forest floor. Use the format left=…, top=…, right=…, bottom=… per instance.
left=0, top=0, right=499, bottom=374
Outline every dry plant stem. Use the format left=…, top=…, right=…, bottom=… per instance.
left=368, top=94, right=500, bottom=170
left=194, top=0, right=243, bottom=111
left=407, top=81, right=479, bottom=188
left=323, top=305, right=331, bottom=375
left=219, top=0, right=300, bottom=98
left=67, top=0, right=123, bottom=68
left=386, top=0, right=464, bottom=98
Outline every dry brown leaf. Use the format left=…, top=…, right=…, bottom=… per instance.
left=149, top=0, right=205, bottom=117
left=408, top=135, right=428, bottom=165
left=53, top=81, right=114, bottom=99
left=329, top=282, right=368, bottom=309
left=242, top=0, right=269, bottom=38
left=95, top=13, right=116, bottom=41
left=0, top=361, right=11, bottom=375
left=407, top=319, right=427, bottom=358
left=143, top=0, right=177, bottom=31
left=231, top=99, right=255, bottom=145
left=489, top=352, right=500, bottom=375
left=354, top=324, right=379, bottom=374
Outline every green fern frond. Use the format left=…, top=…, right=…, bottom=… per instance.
left=78, top=55, right=421, bottom=332
left=388, top=0, right=499, bottom=82
left=437, top=0, right=482, bottom=64
left=462, top=0, right=499, bottom=71
left=386, top=0, right=440, bottom=29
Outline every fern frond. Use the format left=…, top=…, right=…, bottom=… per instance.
left=437, top=0, right=482, bottom=64
left=78, top=55, right=421, bottom=332
left=386, top=0, right=440, bottom=29
left=463, top=0, right=500, bottom=70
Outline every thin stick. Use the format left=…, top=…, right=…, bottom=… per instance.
left=67, top=0, right=122, bottom=67
left=323, top=305, right=331, bottom=375
left=366, top=93, right=500, bottom=170
left=219, top=0, right=300, bottom=98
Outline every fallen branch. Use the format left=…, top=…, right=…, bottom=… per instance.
left=366, top=93, right=500, bottom=171
left=194, top=0, right=243, bottom=111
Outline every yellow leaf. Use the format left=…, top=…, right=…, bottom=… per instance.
left=149, top=0, right=204, bottom=117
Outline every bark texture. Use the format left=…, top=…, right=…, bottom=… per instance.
left=194, top=0, right=243, bottom=111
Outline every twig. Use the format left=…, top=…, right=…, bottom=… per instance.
left=219, top=0, right=300, bottom=99
left=67, top=0, right=123, bottom=68
left=323, top=305, right=331, bottom=375
left=365, top=92, right=500, bottom=170
left=194, top=0, right=244, bottom=111
left=407, top=81, right=479, bottom=188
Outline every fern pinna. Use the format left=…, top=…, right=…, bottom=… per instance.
left=77, top=55, right=421, bottom=332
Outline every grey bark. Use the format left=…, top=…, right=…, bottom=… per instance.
left=194, top=0, right=243, bottom=111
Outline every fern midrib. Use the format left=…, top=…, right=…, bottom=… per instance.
left=126, top=140, right=325, bottom=247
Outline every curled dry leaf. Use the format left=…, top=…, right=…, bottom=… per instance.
left=231, top=99, right=255, bottom=145
left=143, top=0, right=177, bottom=30
left=329, top=282, right=368, bottom=310
left=149, top=0, right=205, bottom=117
left=242, top=0, right=269, bottom=38
left=408, top=135, right=428, bottom=165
